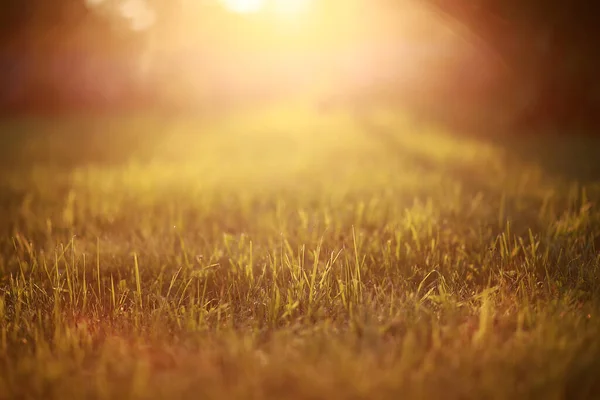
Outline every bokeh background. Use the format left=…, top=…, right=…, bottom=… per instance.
left=1, top=0, right=598, bottom=133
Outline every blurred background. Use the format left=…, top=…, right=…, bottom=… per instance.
left=0, top=0, right=599, bottom=134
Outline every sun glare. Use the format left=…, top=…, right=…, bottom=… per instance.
left=273, top=0, right=313, bottom=16
left=222, top=0, right=265, bottom=14
left=220, top=0, right=313, bottom=16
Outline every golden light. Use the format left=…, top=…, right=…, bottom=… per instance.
left=220, top=0, right=314, bottom=16
left=82, top=0, right=493, bottom=119
left=221, top=0, right=265, bottom=14
left=273, top=0, right=313, bottom=17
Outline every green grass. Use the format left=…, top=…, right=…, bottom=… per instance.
left=1, top=107, right=600, bottom=399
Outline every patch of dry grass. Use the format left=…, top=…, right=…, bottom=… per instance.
left=1, top=109, right=599, bottom=399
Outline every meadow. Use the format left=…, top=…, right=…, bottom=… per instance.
left=1, top=106, right=599, bottom=399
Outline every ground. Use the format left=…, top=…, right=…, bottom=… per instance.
left=1, top=106, right=599, bottom=399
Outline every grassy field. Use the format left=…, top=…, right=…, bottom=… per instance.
left=1, top=106, right=599, bottom=399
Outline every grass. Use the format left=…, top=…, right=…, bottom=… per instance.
left=1, top=106, right=600, bottom=399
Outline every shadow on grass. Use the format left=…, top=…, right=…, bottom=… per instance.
left=0, top=115, right=171, bottom=169
left=485, top=132, right=600, bottom=184
left=433, top=115, right=600, bottom=185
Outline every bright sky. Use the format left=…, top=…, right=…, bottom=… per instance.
left=222, top=0, right=264, bottom=14
left=218, top=0, right=315, bottom=19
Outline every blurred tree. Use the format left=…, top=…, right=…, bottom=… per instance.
left=420, top=0, right=600, bottom=130
left=0, top=0, right=149, bottom=111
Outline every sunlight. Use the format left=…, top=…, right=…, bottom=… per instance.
left=119, top=0, right=156, bottom=31
left=220, top=0, right=313, bottom=16
left=221, top=0, right=265, bottom=14
left=85, top=0, right=155, bottom=31
left=273, top=0, right=313, bottom=17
